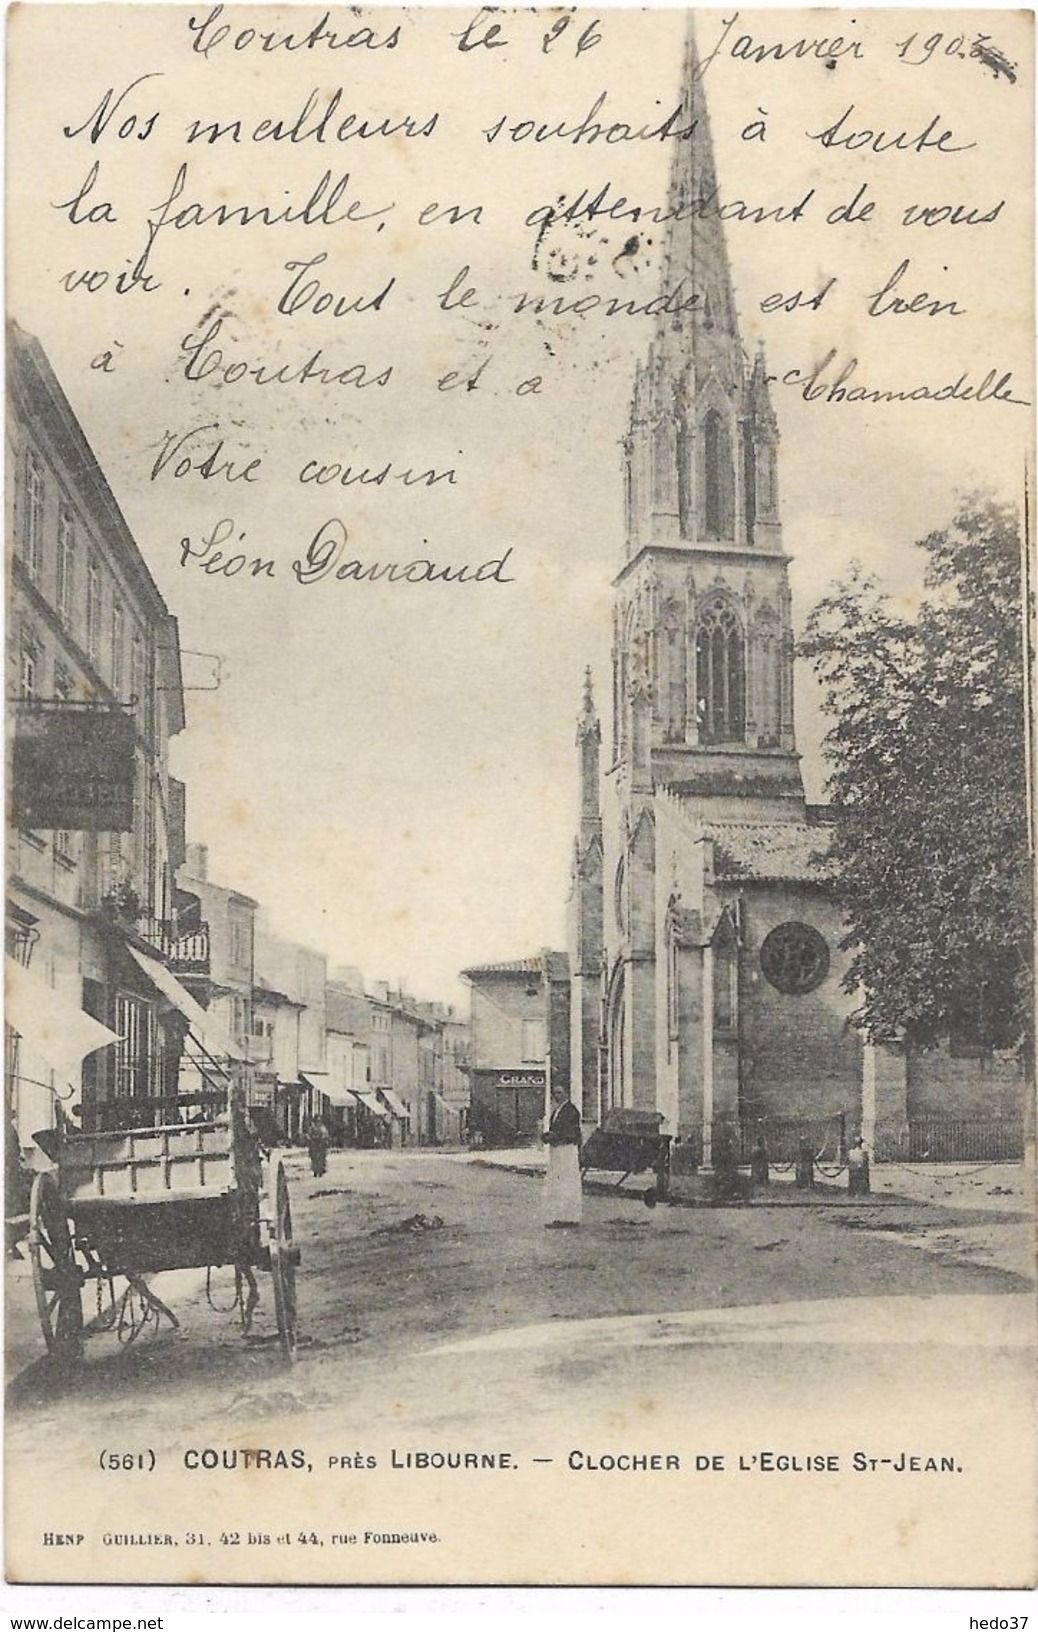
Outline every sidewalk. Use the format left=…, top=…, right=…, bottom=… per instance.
left=469, top=1146, right=1035, bottom=1213
left=467, top=1147, right=1034, bottom=1281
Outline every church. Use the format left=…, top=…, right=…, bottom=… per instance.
left=566, top=27, right=1025, bottom=1165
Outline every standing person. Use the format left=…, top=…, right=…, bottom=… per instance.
left=542, top=1098, right=583, bottom=1228
left=306, top=1114, right=329, bottom=1178
left=847, top=1135, right=871, bottom=1196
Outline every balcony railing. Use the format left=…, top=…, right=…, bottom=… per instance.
left=137, top=917, right=211, bottom=975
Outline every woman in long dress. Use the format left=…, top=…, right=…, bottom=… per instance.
left=542, top=1098, right=583, bottom=1228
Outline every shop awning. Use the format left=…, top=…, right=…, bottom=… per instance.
left=352, top=1091, right=390, bottom=1121
left=125, top=945, right=246, bottom=1061
left=301, top=1070, right=352, bottom=1108
left=432, top=1092, right=459, bottom=1119
left=379, top=1089, right=410, bottom=1121
left=5, top=956, right=121, bottom=1086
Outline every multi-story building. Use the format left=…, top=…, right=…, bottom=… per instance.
left=324, top=975, right=372, bottom=1144
left=176, top=841, right=257, bottom=1068
left=5, top=323, right=228, bottom=1146
left=254, top=922, right=328, bottom=1136
left=436, top=1006, right=470, bottom=1143
left=366, top=983, right=417, bottom=1147
left=249, top=977, right=305, bottom=1142
left=461, top=954, right=570, bottom=1146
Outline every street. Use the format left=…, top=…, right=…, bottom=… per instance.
left=6, top=1150, right=1036, bottom=1584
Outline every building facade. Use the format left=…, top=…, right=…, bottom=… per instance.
left=438, top=1010, right=470, bottom=1143
left=176, top=841, right=258, bottom=1070
left=462, top=954, right=569, bottom=1146
left=324, top=976, right=372, bottom=1144
left=249, top=977, right=305, bottom=1141
left=5, top=324, right=212, bottom=1148
left=254, top=922, right=329, bottom=1137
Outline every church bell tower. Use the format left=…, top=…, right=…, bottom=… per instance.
left=612, top=24, right=805, bottom=821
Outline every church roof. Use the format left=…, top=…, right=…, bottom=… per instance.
left=705, top=822, right=834, bottom=885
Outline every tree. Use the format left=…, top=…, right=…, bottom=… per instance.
left=800, top=494, right=1033, bottom=1056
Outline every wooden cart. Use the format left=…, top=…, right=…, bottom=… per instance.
left=579, top=1108, right=672, bottom=1204
left=27, top=1090, right=299, bottom=1364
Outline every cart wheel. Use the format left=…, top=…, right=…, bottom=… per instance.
left=29, top=1171, right=83, bottom=1361
left=267, top=1162, right=298, bottom=1363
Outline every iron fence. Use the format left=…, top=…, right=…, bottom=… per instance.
left=875, top=1117, right=1025, bottom=1163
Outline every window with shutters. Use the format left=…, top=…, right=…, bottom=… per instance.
left=23, top=451, right=44, bottom=579
left=86, top=556, right=102, bottom=666
left=111, top=601, right=125, bottom=695
left=57, top=507, right=76, bottom=625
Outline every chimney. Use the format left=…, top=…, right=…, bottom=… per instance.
left=185, top=842, right=208, bottom=881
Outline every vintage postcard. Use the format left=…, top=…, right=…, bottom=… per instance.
left=4, top=3, right=1036, bottom=1589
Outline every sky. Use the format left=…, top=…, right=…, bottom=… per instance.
left=7, top=5, right=1033, bottom=1006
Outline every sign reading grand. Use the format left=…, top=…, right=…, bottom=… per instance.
left=13, top=704, right=136, bottom=831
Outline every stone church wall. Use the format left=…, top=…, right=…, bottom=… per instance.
left=735, top=884, right=860, bottom=1129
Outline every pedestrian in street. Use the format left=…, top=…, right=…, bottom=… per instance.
left=306, top=1114, right=330, bottom=1179
left=847, top=1135, right=871, bottom=1196
left=542, top=1098, right=583, bottom=1228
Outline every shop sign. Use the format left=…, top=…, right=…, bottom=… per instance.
left=13, top=703, right=136, bottom=831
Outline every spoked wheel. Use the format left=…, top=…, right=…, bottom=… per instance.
left=29, top=1171, right=84, bottom=1362
left=266, top=1161, right=299, bottom=1363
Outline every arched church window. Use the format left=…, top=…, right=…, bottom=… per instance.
left=713, top=935, right=737, bottom=1033
left=742, top=428, right=757, bottom=546
left=660, top=608, right=686, bottom=743
left=695, top=601, right=745, bottom=743
left=703, top=410, right=733, bottom=540
left=759, top=922, right=830, bottom=995
left=677, top=414, right=693, bottom=536
left=613, top=856, right=627, bottom=937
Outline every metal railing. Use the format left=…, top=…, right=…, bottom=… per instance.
left=875, top=1117, right=1025, bottom=1163
left=137, top=918, right=211, bottom=973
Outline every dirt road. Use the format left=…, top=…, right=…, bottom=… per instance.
left=6, top=1149, right=1035, bottom=1586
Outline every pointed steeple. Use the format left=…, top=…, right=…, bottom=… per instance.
left=576, top=666, right=600, bottom=743
left=623, top=17, right=761, bottom=557
left=748, top=342, right=779, bottom=437
left=657, top=19, right=740, bottom=375
left=576, top=668, right=602, bottom=832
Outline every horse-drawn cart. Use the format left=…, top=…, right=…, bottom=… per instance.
left=27, top=1089, right=299, bottom=1364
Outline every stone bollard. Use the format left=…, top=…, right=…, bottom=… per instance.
left=794, top=1136, right=815, bottom=1189
left=750, top=1137, right=770, bottom=1186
